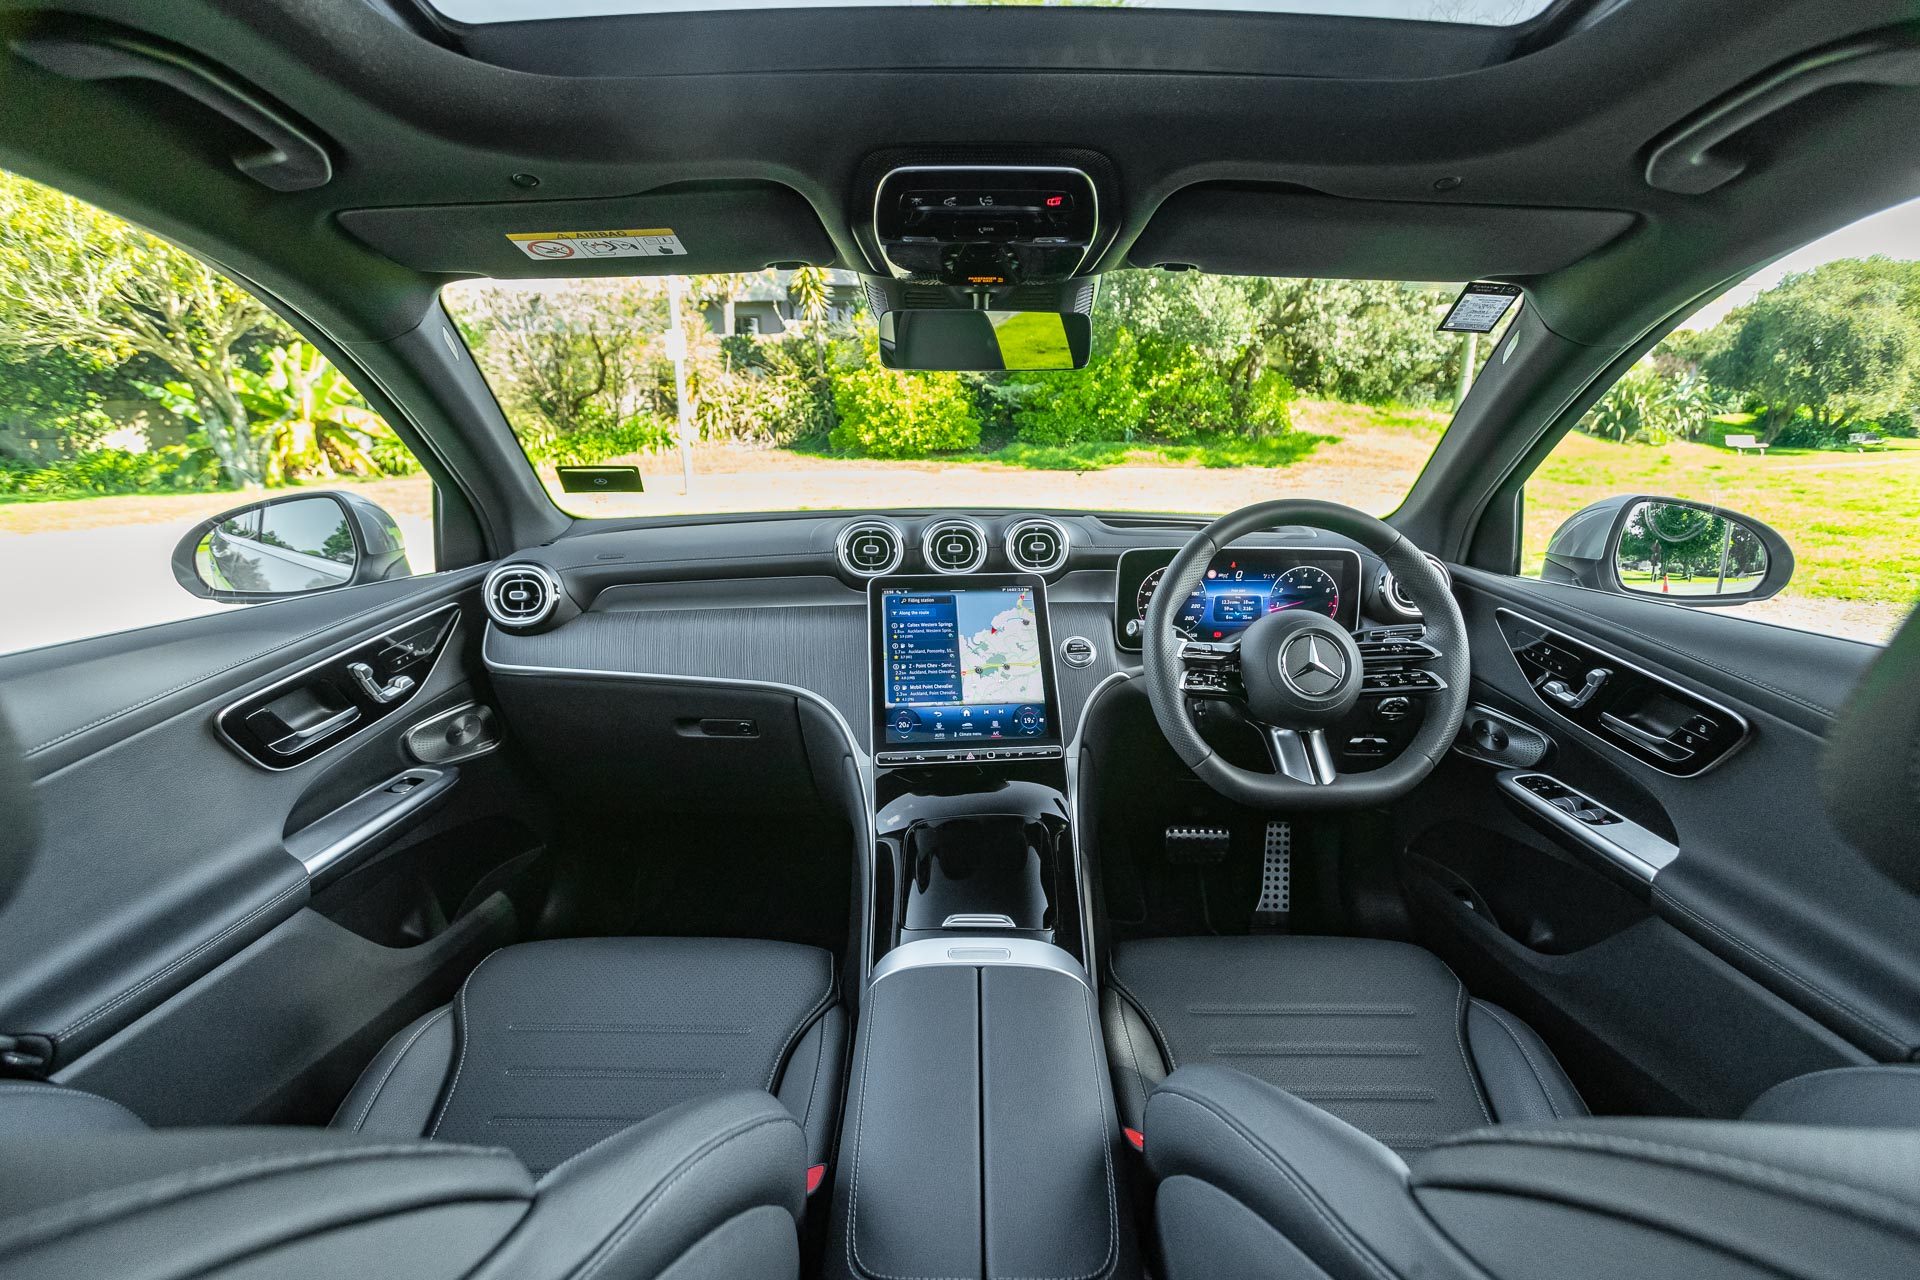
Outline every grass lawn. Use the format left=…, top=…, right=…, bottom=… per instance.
left=1525, top=435, right=1920, bottom=607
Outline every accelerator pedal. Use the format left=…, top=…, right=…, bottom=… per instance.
left=1254, top=820, right=1291, bottom=932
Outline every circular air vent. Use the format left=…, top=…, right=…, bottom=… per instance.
left=1004, top=517, right=1070, bottom=574
left=922, top=519, right=988, bottom=574
left=484, top=564, right=562, bottom=629
left=1378, top=554, right=1451, bottom=620
left=836, top=520, right=905, bottom=578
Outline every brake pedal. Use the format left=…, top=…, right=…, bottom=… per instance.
left=1254, top=820, right=1291, bottom=931
left=1165, top=825, right=1230, bottom=865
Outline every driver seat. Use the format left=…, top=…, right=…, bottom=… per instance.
left=1103, top=935, right=1586, bottom=1149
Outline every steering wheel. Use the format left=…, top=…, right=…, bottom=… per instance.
left=1142, top=499, right=1469, bottom=809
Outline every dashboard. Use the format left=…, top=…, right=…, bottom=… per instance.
left=482, top=510, right=1422, bottom=763
left=1113, top=546, right=1362, bottom=651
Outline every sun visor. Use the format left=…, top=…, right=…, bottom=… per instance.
left=337, top=182, right=836, bottom=278
left=1128, top=184, right=1635, bottom=281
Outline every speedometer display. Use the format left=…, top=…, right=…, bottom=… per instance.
left=1129, top=551, right=1352, bottom=643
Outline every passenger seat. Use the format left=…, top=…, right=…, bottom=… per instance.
left=333, top=935, right=845, bottom=1178
left=0, top=937, right=843, bottom=1279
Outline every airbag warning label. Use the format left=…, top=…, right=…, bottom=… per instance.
left=506, top=228, right=686, bottom=261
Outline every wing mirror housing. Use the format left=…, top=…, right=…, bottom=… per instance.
left=171, top=490, right=412, bottom=603
left=1541, top=495, right=1793, bottom=606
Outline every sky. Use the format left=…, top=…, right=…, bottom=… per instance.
left=1680, top=196, right=1920, bottom=330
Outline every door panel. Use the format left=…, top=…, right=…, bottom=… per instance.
left=0, top=567, right=546, bottom=1121
left=1398, top=567, right=1913, bottom=1116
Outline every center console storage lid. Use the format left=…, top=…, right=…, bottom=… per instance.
left=828, top=943, right=1135, bottom=1280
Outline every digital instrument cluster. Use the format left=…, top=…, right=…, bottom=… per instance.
left=1113, top=547, right=1362, bottom=650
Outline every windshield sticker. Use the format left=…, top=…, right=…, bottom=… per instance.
left=1439, top=281, right=1522, bottom=332
left=506, top=228, right=686, bottom=261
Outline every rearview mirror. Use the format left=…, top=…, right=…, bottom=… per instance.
left=171, top=491, right=412, bottom=603
left=879, top=309, right=1092, bottom=371
left=1542, top=495, right=1793, bottom=606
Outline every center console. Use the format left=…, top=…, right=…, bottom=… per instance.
left=828, top=574, right=1134, bottom=1280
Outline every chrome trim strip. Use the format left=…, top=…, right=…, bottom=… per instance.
left=1493, top=606, right=1752, bottom=775
left=1005, top=516, right=1071, bottom=575
left=287, top=766, right=454, bottom=880
left=1496, top=769, right=1678, bottom=882
left=870, top=164, right=1100, bottom=280
left=941, top=913, right=1017, bottom=930
left=1068, top=668, right=1135, bottom=982
left=214, top=601, right=463, bottom=773
left=871, top=936, right=1089, bottom=987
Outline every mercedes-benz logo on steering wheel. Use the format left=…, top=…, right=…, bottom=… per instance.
left=1279, top=634, right=1348, bottom=698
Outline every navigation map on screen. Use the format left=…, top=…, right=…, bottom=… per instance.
left=880, top=585, right=1051, bottom=746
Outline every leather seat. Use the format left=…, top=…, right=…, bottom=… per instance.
left=1143, top=1062, right=1920, bottom=1280
left=1104, top=935, right=1584, bottom=1153
left=334, top=935, right=845, bottom=1177
left=0, top=936, right=846, bottom=1279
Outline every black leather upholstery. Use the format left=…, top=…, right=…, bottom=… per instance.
left=1742, top=1066, right=1920, bottom=1128
left=1107, top=936, right=1583, bottom=1149
left=331, top=937, right=842, bottom=1175
left=828, top=959, right=1136, bottom=1280
left=0, top=1081, right=145, bottom=1138
left=1145, top=1064, right=1920, bottom=1280
left=0, top=704, right=37, bottom=914
left=1820, top=605, right=1920, bottom=895
left=0, top=1090, right=804, bottom=1280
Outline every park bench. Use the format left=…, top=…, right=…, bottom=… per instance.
left=1846, top=431, right=1884, bottom=451
left=1724, top=433, right=1769, bottom=456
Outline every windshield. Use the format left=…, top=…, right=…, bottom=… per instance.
left=443, top=271, right=1501, bottom=521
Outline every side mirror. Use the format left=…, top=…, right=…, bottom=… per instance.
left=1541, top=495, right=1794, bottom=606
left=171, top=491, right=412, bottom=603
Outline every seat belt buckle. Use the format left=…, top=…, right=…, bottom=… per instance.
left=0, top=1033, right=53, bottom=1076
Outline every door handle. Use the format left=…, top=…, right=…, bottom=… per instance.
left=1599, top=711, right=1694, bottom=763
left=348, top=661, right=416, bottom=705
left=263, top=705, right=360, bottom=756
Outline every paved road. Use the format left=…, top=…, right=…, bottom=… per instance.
left=0, top=513, right=435, bottom=656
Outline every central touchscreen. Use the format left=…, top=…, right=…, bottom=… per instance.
left=873, top=576, right=1061, bottom=761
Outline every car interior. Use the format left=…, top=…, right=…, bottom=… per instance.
left=1, top=1, right=1919, bottom=1278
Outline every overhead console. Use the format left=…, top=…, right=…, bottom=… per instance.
left=872, top=164, right=1101, bottom=287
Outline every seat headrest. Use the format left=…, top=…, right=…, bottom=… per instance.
left=1819, top=606, right=1920, bottom=893
left=0, top=703, right=38, bottom=910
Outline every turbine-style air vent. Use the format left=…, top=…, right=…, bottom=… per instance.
left=837, top=520, right=905, bottom=578
left=922, top=519, right=988, bottom=574
left=484, top=564, right=562, bottom=629
left=1004, top=517, right=1070, bottom=574
left=1379, top=554, right=1451, bottom=620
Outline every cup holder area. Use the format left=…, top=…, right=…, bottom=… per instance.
left=900, top=814, right=1060, bottom=941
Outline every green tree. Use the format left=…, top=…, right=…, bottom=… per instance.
left=830, top=364, right=979, bottom=457
left=1582, top=360, right=1716, bottom=444
left=1705, top=259, right=1920, bottom=444
left=450, top=278, right=664, bottom=441
left=0, top=169, right=285, bottom=485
